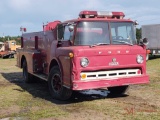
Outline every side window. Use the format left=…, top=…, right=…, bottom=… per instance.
left=63, top=26, right=70, bottom=40
left=64, top=25, right=74, bottom=40
left=57, top=24, right=74, bottom=40
left=57, top=24, right=64, bottom=40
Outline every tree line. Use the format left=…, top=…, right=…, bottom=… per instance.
left=0, top=28, right=142, bottom=45
left=0, top=36, right=21, bottom=45
left=136, top=28, right=141, bottom=40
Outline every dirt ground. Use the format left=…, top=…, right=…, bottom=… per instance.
left=0, top=56, right=160, bottom=120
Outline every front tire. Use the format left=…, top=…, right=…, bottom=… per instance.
left=48, top=66, right=72, bottom=100
left=108, top=85, right=129, bottom=97
left=22, top=59, right=33, bottom=83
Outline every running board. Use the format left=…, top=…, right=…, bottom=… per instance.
left=32, top=73, right=48, bottom=81
left=32, top=73, right=71, bottom=89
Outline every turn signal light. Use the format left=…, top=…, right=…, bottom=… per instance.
left=81, top=74, right=87, bottom=79
left=69, top=53, right=74, bottom=58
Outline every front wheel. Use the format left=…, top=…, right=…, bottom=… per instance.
left=108, top=85, right=129, bottom=97
left=48, top=66, right=72, bottom=100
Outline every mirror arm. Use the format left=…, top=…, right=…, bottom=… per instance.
left=57, top=40, right=63, bottom=47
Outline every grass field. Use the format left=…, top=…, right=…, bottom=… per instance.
left=0, top=56, right=160, bottom=120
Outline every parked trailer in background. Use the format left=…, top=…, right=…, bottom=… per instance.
left=7, top=40, right=21, bottom=51
left=142, top=24, right=160, bottom=60
left=17, top=10, right=149, bottom=100
left=0, top=42, right=15, bottom=59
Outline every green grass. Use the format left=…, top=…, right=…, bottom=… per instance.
left=0, top=58, right=69, bottom=119
left=0, top=57, right=160, bottom=120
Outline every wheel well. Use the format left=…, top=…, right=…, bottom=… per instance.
left=49, top=59, right=59, bottom=72
left=21, top=55, right=26, bottom=68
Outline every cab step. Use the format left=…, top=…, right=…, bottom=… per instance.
left=32, top=73, right=48, bottom=81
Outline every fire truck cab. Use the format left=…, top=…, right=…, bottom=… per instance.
left=17, top=11, right=149, bottom=100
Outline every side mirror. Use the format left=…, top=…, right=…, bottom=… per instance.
left=140, top=38, right=149, bottom=46
left=134, top=20, right=139, bottom=25
left=68, top=25, right=74, bottom=32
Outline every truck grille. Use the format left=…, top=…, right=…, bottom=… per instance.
left=80, top=69, right=141, bottom=80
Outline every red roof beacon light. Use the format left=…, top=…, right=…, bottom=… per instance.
left=79, top=11, right=97, bottom=18
left=112, top=12, right=125, bottom=19
left=97, top=11, right=125, bottom=19
left=97, top=11, right=113, bottom=18
left=79, top=10, right=125, bottom=19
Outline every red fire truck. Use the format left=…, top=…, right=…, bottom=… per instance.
left=17, top=10, right=149, bottom=100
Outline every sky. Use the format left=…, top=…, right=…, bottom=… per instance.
left=0, top=0, right=160, bottom=37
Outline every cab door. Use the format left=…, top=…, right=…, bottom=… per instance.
left=56, top=24, right=74, bottom=87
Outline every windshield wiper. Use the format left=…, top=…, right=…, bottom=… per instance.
left=113, top=40, right=133, bottom=46
left=90, top=43, right=110, bottom=48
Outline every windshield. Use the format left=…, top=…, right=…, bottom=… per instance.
left=74, top=21, right=136, bottom=46
left=74, top=22, right=110, bottom=45
left=110, top=22, right=136, bottom=45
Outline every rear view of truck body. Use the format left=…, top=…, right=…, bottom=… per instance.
left=142, top=24, right=160, bottom=56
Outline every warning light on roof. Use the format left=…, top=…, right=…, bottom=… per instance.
left=79, top=10, right=125, bottom=19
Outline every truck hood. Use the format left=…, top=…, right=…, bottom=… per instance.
left=71, top=45, right=146, bottom=69
left=74, top=45, right=145, bottom=56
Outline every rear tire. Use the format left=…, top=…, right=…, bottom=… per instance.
left=2, top=55, right=5, bottom=59
left=9, top=55, right=12, bottom=58
left=108, top=85, right=129, bottom=97
left=48, top=66, right=72, bottom=100
left=22, top=59, right=33, bottom=83
left=11, top=54, right=14, bottom=58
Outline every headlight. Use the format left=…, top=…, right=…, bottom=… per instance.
left=80, top=58, right=89, bottom=67
left=137, top=55, right=144, bottom=64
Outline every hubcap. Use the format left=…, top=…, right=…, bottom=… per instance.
left=51, top=74, right=62, bottom=93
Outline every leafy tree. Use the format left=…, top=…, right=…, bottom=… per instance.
left=136, top=28, right=141, bottom=40
left=0, top=36, right=21, bottom=45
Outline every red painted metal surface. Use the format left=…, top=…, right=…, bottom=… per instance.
left=44, top=21, right=60, bottom=31
left=16, top=10, right=149, bottom=91
left=79, top=10, right=125, bottom=18
left=72, top=75, right=149, bottom=90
